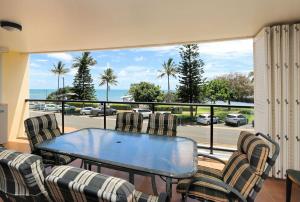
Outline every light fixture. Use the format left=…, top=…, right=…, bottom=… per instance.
left=0, top=21, right=22, bottom=31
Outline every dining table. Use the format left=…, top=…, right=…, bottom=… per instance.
left=36, top=128, right=198, bottom=199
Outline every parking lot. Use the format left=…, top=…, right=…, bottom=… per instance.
left=30, top=110, right=254, bottom=149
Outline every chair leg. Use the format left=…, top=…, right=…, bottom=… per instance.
left=80, top=159, right=84, bottom=168
left=286, top=176, right=292, bottom=202
left=97, top=165, right=101, bottom=173
left=151, top=175, right=158, bottom=195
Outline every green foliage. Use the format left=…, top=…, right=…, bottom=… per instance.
left=50, top=61, right=69, bottom=98
left=66, top=102, right=99, bottom=108
left=129, top=82, right=164, bottom=102
left=216, top=73, right=254, bottom=103
left=204, top=79, right=231, bottom=103
left=109, top=104, right=133, bottom=110
left=99, top=68, right=118, bottom=101
left=177, top=44, right=206, bottom=103
left=72, top=52, right=97, bottom=100
left=46, top=86, right=73, bottom=100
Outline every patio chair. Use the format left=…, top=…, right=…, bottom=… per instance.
left=176, top=131, right=280, bottom=202
left=146, top=113, right=178, bottom=136
left=115, top=112, right=144, bottom=133
left=24, top=113, right=75, bottom=166
left=0, top=147, right=50, bottom=201
left=45, top=165, right=168, bottom=202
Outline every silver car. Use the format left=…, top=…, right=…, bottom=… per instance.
left=196, top=114, right=219, bottom=125
left=132, top=108, right=152, bottom=119
left=225, top=113, right=248, bottom=127
left=80, top=107, right=93, bottom=115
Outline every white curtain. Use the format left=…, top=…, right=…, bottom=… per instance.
left=254, top=23, right=300, bottom=179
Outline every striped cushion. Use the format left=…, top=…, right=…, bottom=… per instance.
left=24, top=114, right=61, bottom=153
left=134, top=191, right=167, bottom=202
left=0, top=148, right=49, bottom=201
left=177, top=166, right=229, bottom=202
left=237, top=131, right=270, bottom=175
left=222, top=151, right=260, bottom=198
left=146, top=113, right=178, bottom=136
left=45, top=166, right=165, bottom=202
left=115, top=112, right=144, bottom=133
left=24, top=114, right=74, bottom=165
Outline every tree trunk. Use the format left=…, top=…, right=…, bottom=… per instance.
left=106, top=82, right=109, bottom=102
left=167, top=75, right=170, bottom=102
left=57, top=75, right=60, bottom=99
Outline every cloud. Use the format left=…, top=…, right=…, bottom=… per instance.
left=47, top=53, right=73, bottom=62
left=134, top=56, right=144, bottom=62
left=36, top=59, right=48, bottom=62
left=30, top=62, right=41, bottom=68
left=198, top=39, right=253, bottom=57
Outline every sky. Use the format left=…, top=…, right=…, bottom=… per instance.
left=29, top=39, right=253, bottom=90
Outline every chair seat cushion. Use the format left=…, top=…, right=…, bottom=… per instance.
left=177, top=166, right=229, bottom=202
left=41, top=151, right=74, bottom=165
left=45, top=165, right=136, bottom=202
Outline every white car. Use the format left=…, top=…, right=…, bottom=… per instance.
left=225, top=113, right=248, bottom=126
left=44, top=104, right=58, bottom=111
left=80, top=107, right=93, bottom=115
left=196, top=114, right=219, bottom=125
left=132, top=108, right=152, bottom=118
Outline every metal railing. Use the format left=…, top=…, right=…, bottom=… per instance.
left=25, top=99, right=254, bottom=154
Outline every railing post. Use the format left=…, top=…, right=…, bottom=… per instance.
left=210, top=106, right=214, bottom=154
left=103, top=102, right=107, bottom=129
left=62, top=100, right=65, bottom=134
left=152, top=103, right=155, bottom=113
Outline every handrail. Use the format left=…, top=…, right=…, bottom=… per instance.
left=25, top=99, right=254, bottom=109
left=25, top=98, right=254, bottom=154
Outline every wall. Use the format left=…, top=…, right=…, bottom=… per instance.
left=0, top=52, right=29, bottom=141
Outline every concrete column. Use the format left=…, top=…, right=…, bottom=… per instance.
left=0, top=52, right=29, bottom=141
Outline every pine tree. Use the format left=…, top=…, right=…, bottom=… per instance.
left=72, top=52, right=97, bottom=100
left=177, top=44, right=206, bottom=115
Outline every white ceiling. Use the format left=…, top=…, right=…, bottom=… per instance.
left=0, top=0, right=300, bottom=53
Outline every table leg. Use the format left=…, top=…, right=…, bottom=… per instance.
left=286, top=176, right=292, bottom=202
left=166, top=177, right=172, bottom=200
left=129, top=172, right=134, bottom=184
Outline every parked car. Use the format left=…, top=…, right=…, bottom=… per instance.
left=91, top=107, right=117, bottom=116
left=44, top=104, right=58, bottom=111
left=132, top=108, right=152, bottom=118
left=196, top=114, right=219, bottom=125
left=34, top=103, right=45, bottom=110
left=57, top=104, right=76, bottom=112
left=225, top=113, right=248, bottom=127
left=80, top=107, right=93, bottom=115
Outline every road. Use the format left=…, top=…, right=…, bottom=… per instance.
left=30, top=111, right=254, bottom=149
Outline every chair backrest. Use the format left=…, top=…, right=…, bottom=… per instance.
left=24, top=114, right=61, bottom=153
left=45, top=165, right=167, bottom=202
left=222, top=131, right=279, bottom=201
left=115, top=112, right=144, bottom=133
left=0, top=148, right=49, bottom=201
left=146, top=113, right=178, bottom=136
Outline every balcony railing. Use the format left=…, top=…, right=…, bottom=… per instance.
left=25, top=99, right=254, bottom=154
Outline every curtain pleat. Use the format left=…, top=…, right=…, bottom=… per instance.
left=255, top=23, right=300, bottom=179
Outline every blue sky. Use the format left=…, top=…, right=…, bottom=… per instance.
left=29, top=39, right=253, bottom=90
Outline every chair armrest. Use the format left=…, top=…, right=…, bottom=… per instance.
left=184, top=176, right=247, bottom=202
left=198, top=153, right=226, bottom=165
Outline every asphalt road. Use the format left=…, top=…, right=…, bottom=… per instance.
left=30, top=111, right=254, bottom=149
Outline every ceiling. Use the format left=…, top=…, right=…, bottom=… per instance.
left=0, top=0, right=300, bottom=53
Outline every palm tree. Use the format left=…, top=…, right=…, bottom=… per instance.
left=99, top=67, right=118, bottom=101
left=157, top=58, right=177, bottom=102
left=50, top=61, right=69, bottom=98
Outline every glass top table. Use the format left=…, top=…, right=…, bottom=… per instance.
left=36, top=128, right=198, bottom=197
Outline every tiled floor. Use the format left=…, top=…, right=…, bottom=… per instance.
left=2, top=141, right=300, bottom=202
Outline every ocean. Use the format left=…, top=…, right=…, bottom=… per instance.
left=30, top=89, right=128, bottom=101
